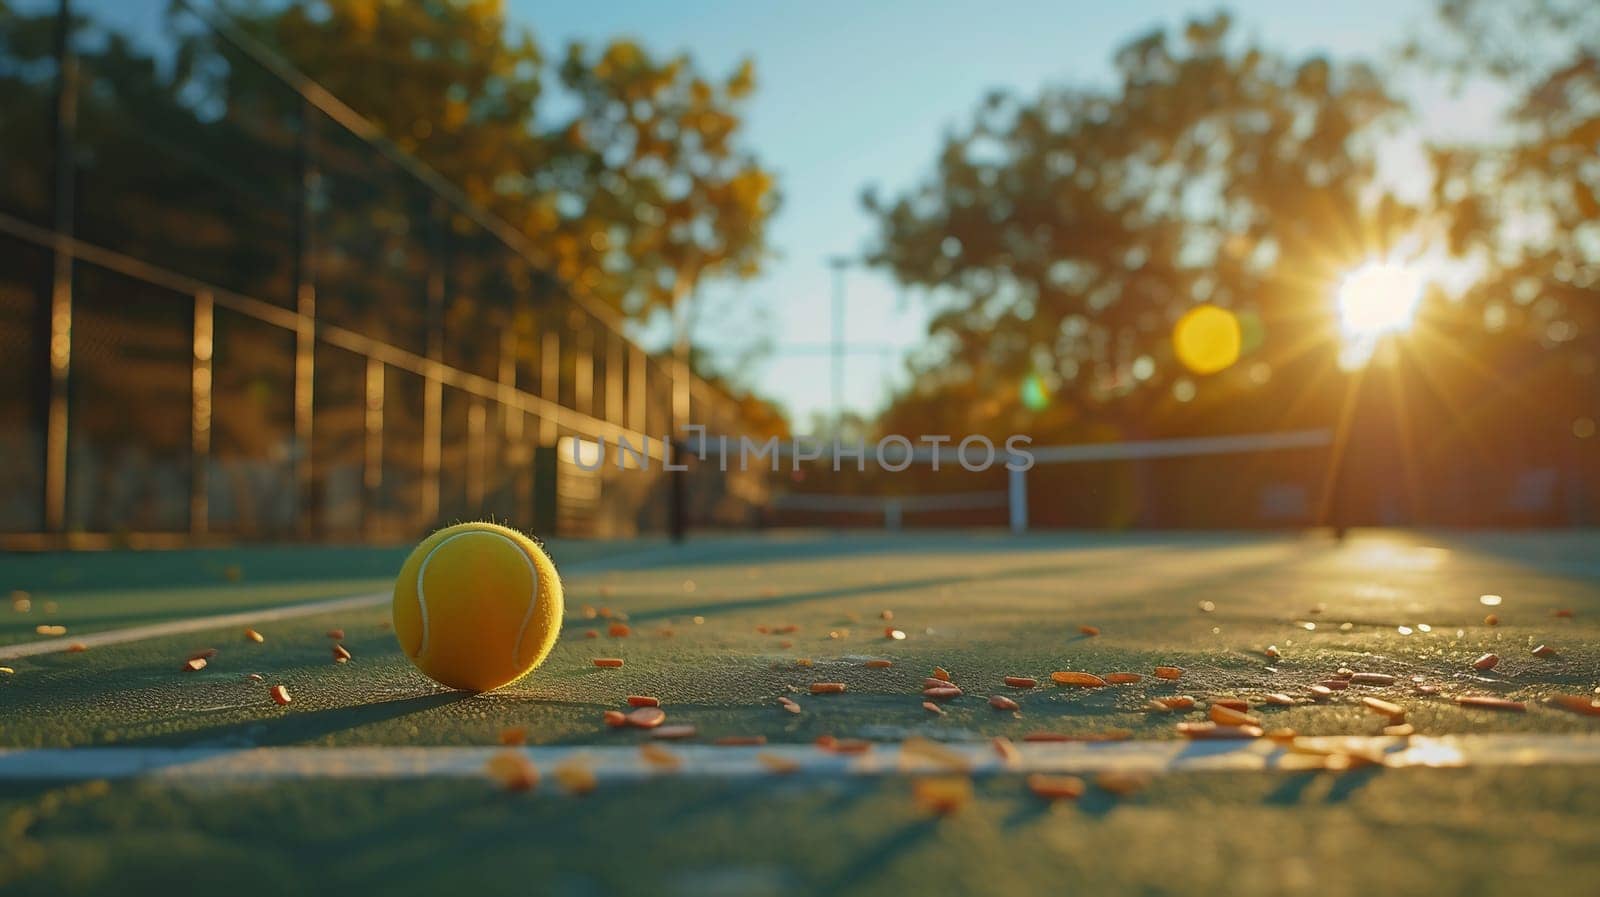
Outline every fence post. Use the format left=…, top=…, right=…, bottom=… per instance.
left=1008, top=465, right=1028, bottom=535
left=292, top=96, right=317, bottom=537
left=362, top=357, right=384, bottom=537
left=191, top=291, right=213, bottom=536
left=533, top=444, right=558, bottom=537
left=42, top=0, right=77, bottom=535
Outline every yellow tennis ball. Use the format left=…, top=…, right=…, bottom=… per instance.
left=392, top=522, right=564, bottom=692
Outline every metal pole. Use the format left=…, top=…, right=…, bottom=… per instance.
left=292, top=96, right=317, bottom=537
left=539, top=330, right=559, bottom=445
left=606, top=334, right=624, bottom=427
left=828, top=256, right=849, bottom=429
left=191, top=291, right=214, bottom=536
left=420, top=200, right=446, bottom=529
left=628, top=345, right=647, bottom=433
left=362, top=357, right=384, bottom=537
left=1008, top=465, right=1028, bottom=535
left=43, top=0, right=77, bottom=534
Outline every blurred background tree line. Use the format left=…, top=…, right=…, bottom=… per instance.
left=2, top=0, right=1593, bottom=529
left=860, top=1, right=1598, bottom=526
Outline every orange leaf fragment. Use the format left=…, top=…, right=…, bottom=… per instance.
left=626, top=707, right=666, bottom=728
left=553, top=759, right=597, bottom=795
left=1551, top=695, right=1600, bottom=717
left=1051, top=671, right=1107, bottom=687
left=1362, top=696, right=1405, bottom=719
left=1177, top=722, right=1263, bottom=739
left=913, top=776, right=973, bottom=814
left=484, top=751, right=539, bottom=792
left=1210, top=704, right=1260, bottom=727
left=1027, top=773, right=1086, bottom=800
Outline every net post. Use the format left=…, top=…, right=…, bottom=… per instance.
left=1008, top=465, right=1028, bottom=535
left=533, top=444, right=558, bottom=537
left=668, top=438, right=687, bottom=543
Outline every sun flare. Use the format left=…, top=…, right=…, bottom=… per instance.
left=1334, top=260, right=1424, bottom=368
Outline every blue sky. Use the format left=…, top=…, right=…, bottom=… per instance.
left=509, top=0, right=1496, bottom=428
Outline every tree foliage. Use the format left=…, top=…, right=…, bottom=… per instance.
left=224, top=0, right=777, bottom=318
left=865, top=14, right=1404, bottom=437
left=1420, top=0, right=1599, bottom=353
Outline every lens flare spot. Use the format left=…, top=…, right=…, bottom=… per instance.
left=1173, top=305, right=1242, bottom=375
left=1020, top=373, right=1052, bottom=412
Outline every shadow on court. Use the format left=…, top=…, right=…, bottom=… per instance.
left=106, top=691, right=472, bottom=749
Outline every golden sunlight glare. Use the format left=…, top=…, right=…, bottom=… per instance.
left=1334, top=260, right=1424, bottom=368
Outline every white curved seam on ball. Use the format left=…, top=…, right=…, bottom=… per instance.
left=416, top=530, right=493, bottom=657
left=508, top=539, right=541, bottom=666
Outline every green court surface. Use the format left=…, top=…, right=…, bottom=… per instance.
left=2, top=530, right=1599, bottom=896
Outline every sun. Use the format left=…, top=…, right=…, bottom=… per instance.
left=1334, top=260, right=1424, bottom=368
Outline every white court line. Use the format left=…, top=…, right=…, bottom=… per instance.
left=1, top=735, right=1598, bottom=783
left=0, top=545, right=694, bottom=662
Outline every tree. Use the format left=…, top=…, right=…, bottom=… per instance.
left=214, top=0, right=778, bottom=320
left=864, top=13, right=1404, bottom=439
left=1417, top=0, right=1598, bottom=356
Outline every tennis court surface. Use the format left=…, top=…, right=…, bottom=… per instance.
left=3, top=529, right=1599, bottom=896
